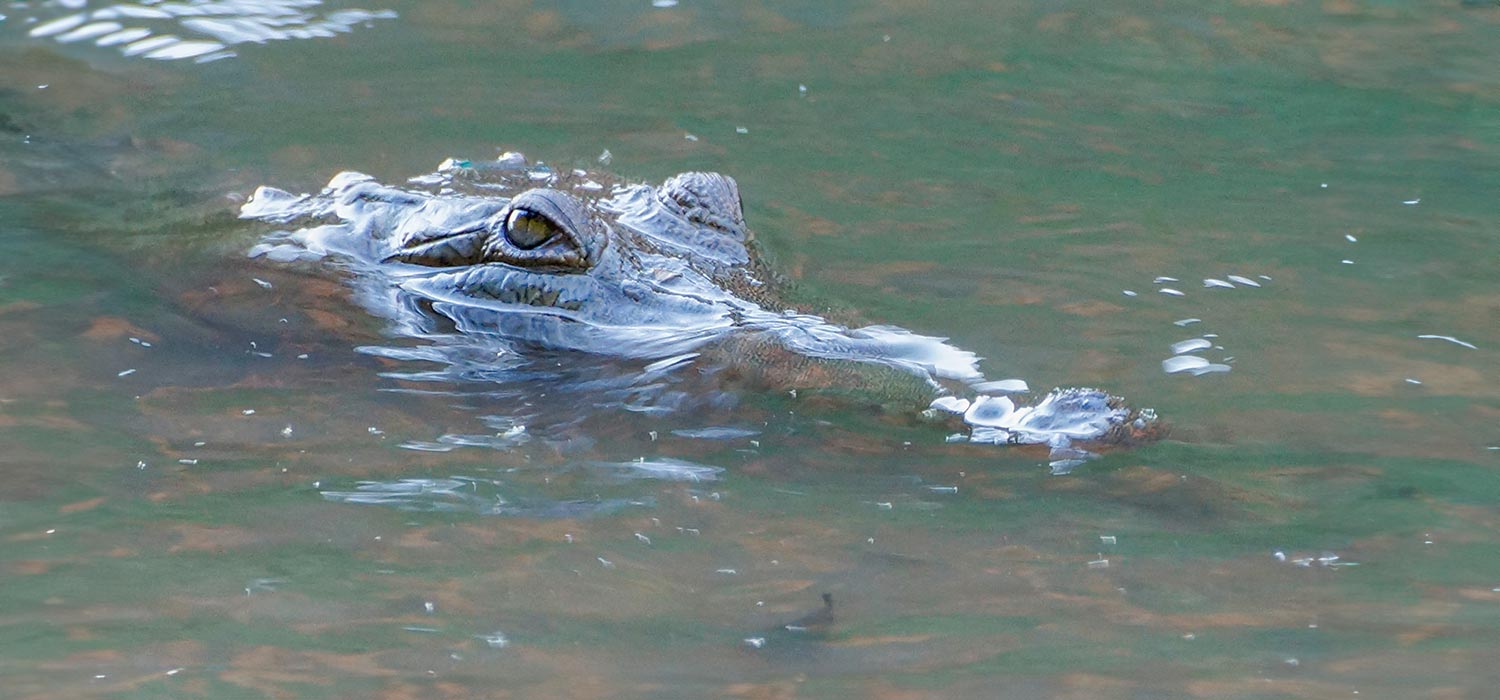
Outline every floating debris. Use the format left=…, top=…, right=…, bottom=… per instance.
left=252, top=277, right=273, bottom=289
left=1417, top=334, right=1477, bottom=350
left=1153, top=276, right=1179, bottom=283
left=1345, top=234, right=1358, bottom=242
left=735, top=126, right=749, bottom=134
left=1100, top=535, right=1117, bottom=545
left=1122, top=290, right=1138, bottom=297
left=117, top=368, right=136, bottom=377
left=1226, top=275, right=1260, bottom=287
left=1405, top=378, right=1423, bottom=385
left=1087, top=558, right=1109, bottom=569
left=1159, top=288, right=1185, bottom=297
left=1174, top=318, right=1202, bottom=327
left=1403, top=198, right=1420, bottom=205
left=744, top=637, right=766, bottom=649
left=1203, top=278, right=1235, bottom=289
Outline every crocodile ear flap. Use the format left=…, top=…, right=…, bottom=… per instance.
left=656, top=172, right=749, bottom=241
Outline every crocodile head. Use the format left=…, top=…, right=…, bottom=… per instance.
left=244, top=154, right=1157, bottom=451
left=372, top=170, right=772, bottom=358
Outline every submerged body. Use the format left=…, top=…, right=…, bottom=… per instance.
left=245, top=154, right=1157, bottom=457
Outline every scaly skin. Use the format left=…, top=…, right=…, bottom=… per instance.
left=244, top=154, right=1160, bottom=447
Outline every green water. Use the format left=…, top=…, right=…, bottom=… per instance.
left=2, top=1, right=1498, bottom=698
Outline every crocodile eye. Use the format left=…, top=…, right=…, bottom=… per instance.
left=504, top=208, right=560, bottom=250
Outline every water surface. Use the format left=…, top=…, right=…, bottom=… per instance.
left=2, top=1, right=1498, bottom=698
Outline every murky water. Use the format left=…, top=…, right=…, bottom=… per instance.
left=3, top=1, right=1498, bottom=698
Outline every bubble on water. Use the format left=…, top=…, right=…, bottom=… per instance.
left=477, top=631, right=509, bottom=648
left=28, top=13, right=86, bottom=36
left=145, top=39, right=224, bottom=60
left=928, top=396, right=970, bottom=414
left=963, top=395, right=1015, bottom=428
left=1162, top=355, right=1209, bottom=374
left=1050, top=459, right=1087, bottom=475
left=1169, top=338, right=1212, bottom=355
left=599, top=458, right=722, bottom=482
left=56, top=20, right=121, bottom=42
left=971, top=378, right=1029, bottom=394
left=122, top=34, right=180, bottom=56
left=1162, top=356, right=1231, bottom=376
left=1417, top=334, right=1477, bottom=350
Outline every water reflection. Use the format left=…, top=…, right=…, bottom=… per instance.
left=17, top=0, right=396, bottom=62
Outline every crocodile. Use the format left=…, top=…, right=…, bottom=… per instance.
left=244, top=153, right=1158, bottom=460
